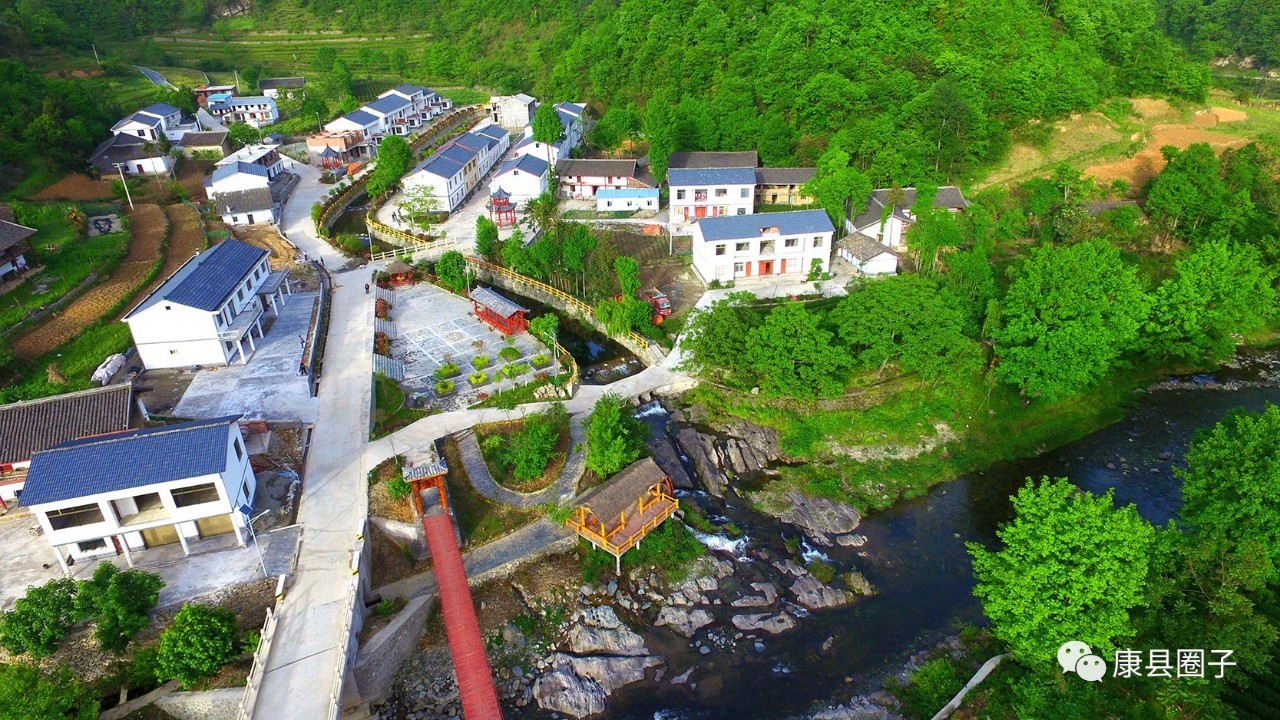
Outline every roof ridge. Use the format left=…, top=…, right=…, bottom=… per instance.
left=39, top=415, right=241, bottom=455
left=0, top=381, right=132, bottom=411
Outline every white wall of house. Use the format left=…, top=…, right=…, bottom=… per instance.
left=116, top=120, right=161, bottom=141
left=843, top=252, right=898, bottom=275
left=220, top=207, right=278, bottom=227
left=851, top=215, right=911, bottom=249
left=671, top=183, right=755, bottom=223
left=691, top=228, right=832, bottom=284
left=122, top=155, right=175, bottom=177
left=489, top=169, right=548, bottom=204
left=29, top=428, right=255, bottom=563
left=560, top=174, right=631, bottom=198
left=513, top=140, right=561, bottom=166
left=596, top=193, right=658, bottom=212
left=403, top=168, right=466, bottom=212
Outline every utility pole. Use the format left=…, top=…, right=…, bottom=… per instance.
left=234, top=69, right=240, bottom=94
left=91, top=44, right=101, bottom=67
left=113, top=163, right=134, bottom=210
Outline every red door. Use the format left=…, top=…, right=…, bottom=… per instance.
left=136, top=164, right=144, bottom=174
left=695, top=206, right=707, bottom=219
left=780, top=259, right=787, bottom=274
left=744, top=262, right=752, bottom=277
left=759, top=260, right=773, bottom=275
left=111, top=536, right=123, bottom=556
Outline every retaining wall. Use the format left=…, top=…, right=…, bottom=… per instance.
left=156, top=688, right=244, bottom=720
left=352, top=594, right=435, bottom=704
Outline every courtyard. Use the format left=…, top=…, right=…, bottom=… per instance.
left=389, top=283, right=554, bottom=411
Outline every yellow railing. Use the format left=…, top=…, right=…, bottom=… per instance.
left=365, top=215, right=435, bottom=248
left=568, top=502, right=678, bottom=556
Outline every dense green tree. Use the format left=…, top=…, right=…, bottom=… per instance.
left=435, top=251, right=468, bottom=293
left=0, top=578, right=81, bottom=658
left=532, top=103, right=565, bottom=145
left=311, top=48, right=337, bottom=73
left=1145, top=143, right=1229, bottom=242
left=744, top=301, right=848, bottom=398
left=487, top=404, right=566, bottom=481
left=1145, top=240, right=1276, bottom=361
left=994, top=239, right=1151, bottom=399
left=154, top=85, right=197, bottom=115
left=0, top=663, right=97, bottom=720
left=75, top=563, right=164, bottom=654
left=613, top=256, right=640, bottom=296
left=803, top=148, right=872, bottom=227
left=528, top=313, right=558, bottom=349
left=585, top=393, right=648, bottom=477
left=475, top=216, right=499, bottom=260
left=832, top=276, right=980, bottom=380
left=560, top=224, right=597, bottom=296
left=156, top=604, right=238, bottom=689
left=589, top=103, right=640, bottom=149
left=679, top=292, right=761, bottom=381
left=365, top=135, right=411, bottom=198
left=644, top=101, right=677, bottom=185
left=969, top=478, right=1156, bottom=668
left=224, top=122, right=260, bottom=150
left=238, top=66, right=262, bottom=93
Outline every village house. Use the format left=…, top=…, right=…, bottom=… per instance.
left=836, top=235, right=899, bottom=276
left=363, top=92, right=417, bottom=138
left=511, top=101, right=587, bottom=165
left=596, top=188, right=659, bottom=212
left=307, top=129, right=369, bottom=166
left=89, top=134, right=174, bottom=177
left=205, top=146, right=293, bottom=225
left=488, top=153, right=550, bottom=204
left=691, top=209, right=834, bottom=284
left=310, top=85, right=449, bottom=164
left=845, top=186, right=970, bottom=249
left=668, top=150, right=759, bottom=170
left=668, top=167, right=757, bottom=224
left=377, top=84, right=447, bottom=123
left=259, top=77, right=306, bottom=100
left=0, top=383, right=135, bottom=509
left=754, top=167, right=816, bottom=207
left=194, top=84, right=237, bottom=107
left=0, top=218, right=36, bottom=280
left=555, top=158, right=655, bottom=198
left=176, top=130, right=230, bottom=158
left=20, top=416, right=257, bottom=572
left=207, top=95, right=280, bottom=128
left=111, top=103, right=188, bottom=142
left=488, top=93, right=537, bottom=131
left=123, top=239, right=292, bottom=369
left=402, top=126, right=509, bottom=211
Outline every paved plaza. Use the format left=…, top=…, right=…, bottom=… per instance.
left=390, top=283, right=552, bottom=410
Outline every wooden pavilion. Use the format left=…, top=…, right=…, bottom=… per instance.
left=565, top=457, right=679, bottom=574
left=404, top=447, right=451, bottom=519
left=470, top=286, right=528, bottom=336
left=386, top=258, right=415, bottom=287
left=489, top=188, right=517, bottom=228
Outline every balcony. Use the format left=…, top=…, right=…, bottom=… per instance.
left=218, top=302, right=264, bottom=341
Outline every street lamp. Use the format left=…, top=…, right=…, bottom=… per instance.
left=112, top=163, right=134, bottom=210
left=241, top=506, right=272, bottom=578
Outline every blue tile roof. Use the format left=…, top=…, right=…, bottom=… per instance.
left=697, top=210, right=834, bottom=242
left=596, top=187, right=658, bottom=199
left=418, top=155, right=465, bottom=179
left=438, top=143, right=477, bottom=165
left=142, top=103, right=180, bottom=117
left=365, top=94, right=410, bottom=114
left=478, top=125, right=508, bottom=142
left=125, top=239, right=268, bottom=317
left=342, top=109, right=378, bottom=126
left=497, top=154, right=549, bottom=177
left=392, top=84, right=429, bottom=96
left=668, top=167, right=756, bottom=186
left=20, top=416, right=242, bottom=507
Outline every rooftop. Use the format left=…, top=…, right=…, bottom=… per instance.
left=573, top=457, right=669, bottom=524
left=838, top=234, right=897, bottom=262
left=497, top=154, right=549, bottom=177
left=667, top=166, right=757, bottom=187
left=469, top=286, right=527, bottom=319
left=850, top=186, right=970, bottom=229
left=125, top=239, right=269, bottom=317
left=259, top=77, right=306, bottom=89
left=556, top=158, right=638, bottom=178
left=177, top=130, right=229, bottom=148
left=89, top=134, right=166, bottom=172
left=698, top=209, right=834, bottom=242
left=20, top=416, right=241, bottom=507
left=0, top=219, right=37, bottom=253
left=365, top=94, right=412, bottom=115
left=212, top=188, right=275, bottom=215
left=0, top=383, right=134, bottom=466
left=668, top=151, right=758, bottom=169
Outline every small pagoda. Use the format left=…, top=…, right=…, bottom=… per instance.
left=404, top=444, right=450, bottom=518
left=565, top=458, right=679, bottom=574
left=386, top=258, right=415, bottom=287
left=488, top=188, right=516, bottom=228
left=470, top=286, right=528, bottom=336
left=316, top=145, right=342, bottom=170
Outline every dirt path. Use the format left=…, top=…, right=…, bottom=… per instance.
left=10, top=205, right=168, bottom=360
left=123, top=203, right=205, bottom=311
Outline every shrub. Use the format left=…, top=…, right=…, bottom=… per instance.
left=374, top=597, right=403, bottom=617
left=502, top=363, right=529, bottom=378
left=386, top=474, right=412, bottom=502
left=375, top=298, right=389, bottom=319
left=0, top=663, right=97, bottom=719
left=76, top=564, right=165, bottom=654
left=0, top=578, right=81, bottom=658
left=156, top=604, right=238, bottom=688
left=499, top=346, right=521, bottom=362
left=808, top=559, right=837, bottom=585
left=530, top=353, right=551, bottom=368
left=434, top=362, right=460, bottom=380
left=469, top=371, right=488, bottom=386
left=585, top=393, right=648, bottom=478
left=435, top=379, right=455, bottom=394
left=502, top=404, right=566, bottom=480
left=472, top=355, right=490, bottom=370
left=240, top=630, right=261, bottom=654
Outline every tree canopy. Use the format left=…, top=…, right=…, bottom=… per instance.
left=365, top=135, right=412, bottom=198
left=585, top=393, right=649, bottom=478
left=531, top=102, right=565, bottom=144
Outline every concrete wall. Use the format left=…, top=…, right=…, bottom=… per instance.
left=370, top=516, right=429, bottom=560
left=155, top=688, right=244, bottom=720
left=353, top=594, right=434, bottom=703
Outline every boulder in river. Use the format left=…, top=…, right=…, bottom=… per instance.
left=534, top=654, right=662, bottom=718
left=775, top=492, right=862, bottom=544
left=790, top=574, right=856, bottom=610
left=650, top=435, right=696, bottom=489
left=675, top=427, right=728, bottom=497
left=731, top=612, right=797, bottom=634
left=566, top=607, right=649, bottom=656
left=731, top=582, right=779, bottom=608
left=655, top=607, right=715, bottom=637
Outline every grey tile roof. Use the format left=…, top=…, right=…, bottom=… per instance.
left=698, top=209, right=834, bottom=242
left=754, top=167, right=816, bottom=185
left=0, top=219, right=37, bottom=253
left=125, top=239, right=268, bottom=317
left=498, top=154, right=549, bottom=177
left=213, top=188, right=275, bottom=215
left=111, top=112, right=161, bottom=131
left=837, top=234, right=897, bottom=262
left=850, top=186, right=970, bottom=229
left=469, top=286, right=527, bottom=319
left=366, top=94, right=411, bottom=114
left=259, top=77, right=306, bottom=89
left=141, top=103, right=180, bottom=117
left=668, top=151, right=758, bottom=169
left=177, top=130, right=229, bottom=148
left=211, top=162, right=270, bottom=183
left=0, top=383, right=134, bottom=466
left=89, top=134, right=166, bottom=173
left=20, top=416, right=241, bottom=507
left=667, top=167, right=756, bottom=187
left=556, top=158, right=637, bottom=178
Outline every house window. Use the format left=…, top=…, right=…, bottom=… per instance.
left=715, top=188, right=728, bottom=198
left=714, top=245, right=726, bottom=256
left=173, top=483, right=221, bottom=508
left=736, top=208, right=746, bottom=215
left=233, top=437, right=244, bottom=461
left=784, top=238, right=798, bottom=248
left=740, top=188, right=749, bottom=198
left=813, top=236, right=824, bottom=248
left=77, top=539, right=108, bottom=552
left=733, top=262, right=745, bottom=274
left=242, top=479, right=251, bottom=502
left=47, top=504, right=105, bottom=531
left=237, top=288, right=245, bottom=301
left=606, top=201, right=612, bottom=208
left=169, top=350, right=179, bottom=355
left=735, top=242, right=749, bottom=253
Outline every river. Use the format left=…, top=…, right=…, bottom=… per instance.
left=586, top=352, right=1280, bottom=720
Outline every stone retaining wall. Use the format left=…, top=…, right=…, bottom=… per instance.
left=155, top=688, right=244, bottom=720
left=353, top=594, right=434, bottom=704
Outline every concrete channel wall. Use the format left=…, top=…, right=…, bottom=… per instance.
left=352, top=594, right=434, bottom=704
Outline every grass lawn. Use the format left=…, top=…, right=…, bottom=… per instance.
left=0, top=322, right=133, bottom=402
left=438, top=88, right=490, bottom=106
left=439, top=437, right=540, bottom=547
left=471, top=376, right=561, bottom=408
left=474, top=411, right=571, bottom=493
left=0, top=203, right=129, bottom=333
left=371, top=373, right=428, bottom=440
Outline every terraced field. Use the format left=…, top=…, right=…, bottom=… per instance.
left=124, top=203, right=205, bottom=311
left=10, top=204, right=168, bottom=360
left=150, top=32, right=432, bottom=75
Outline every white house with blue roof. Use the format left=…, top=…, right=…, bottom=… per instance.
left=123, top=239, right=291, bottom=369
left=111, top=103, right=186, bottom=142
left=21, top=416, right=256, bottom=572
left=488, top=153, right=549, bottom=204
left=691, top=209, right=834, bottom=284
left=669, top=166, right=757, bottom=226
left=205, top=146, right=287, bottom=225
left=596, top=187, right=659, bottom=212
left=207, top=95, right=279, bottom=128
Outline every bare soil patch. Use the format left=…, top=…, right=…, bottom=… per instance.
left=370, top=526, right=429, bottom=591
left=1131, top=98, right=1173, bottom=118
left=32, top=174, right=117, bottom=201
left=368, top=457, right=417, bottom=524
left=1212, top=106, right=1250, bottom=123
left=1085, top=124, right=1251, bottom=187
left=232, top=224, right=300, bottom=268
left=10, top=205, right=168, bottom=360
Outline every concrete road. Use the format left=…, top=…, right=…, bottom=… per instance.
left=134, top=65, right=175, bottom=89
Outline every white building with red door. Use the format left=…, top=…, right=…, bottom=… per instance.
left=668, top=167, right=756, bottom=226
left=690, top=209, right=834, bottom=284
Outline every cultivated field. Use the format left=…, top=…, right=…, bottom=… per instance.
left=32, top=174, right=117, bottom=201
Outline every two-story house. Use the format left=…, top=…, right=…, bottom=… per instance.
left=363, top=92, right=415, bottom=138
left=403, top=151, right=472, bottom=211
left=123, top=239, right=292, bottom=369
left=845, top=186, right=970, bottom=249
left=259, top=77, right=305, bottom=100
left=0, top=383, right=135, bottom=508
left=754, top=167, right=816, bottom=207
left=206, top=146, right=289, bottom=225
left=489, top=153, right=550, bottom=204
left=555, top=158, right=656, bottom=198
left=488, top=94, right=537, bottom=130
left=378, top=84, right=441, bottom=124
left=0, top=218, right=36, bottom=280
left=669, top=167, right=757, bottom=224
left=20, top=416, right=257, bottom=571
left=195, top=84, right=237, bottom=107
left=691, top=209, right=834, bottom=284
left=208, top=96, right=280, bottom=128
left=111, top=103, right=185, bottom=142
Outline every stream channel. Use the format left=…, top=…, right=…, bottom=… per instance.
left=563, top=350, right=1280, bottom=719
